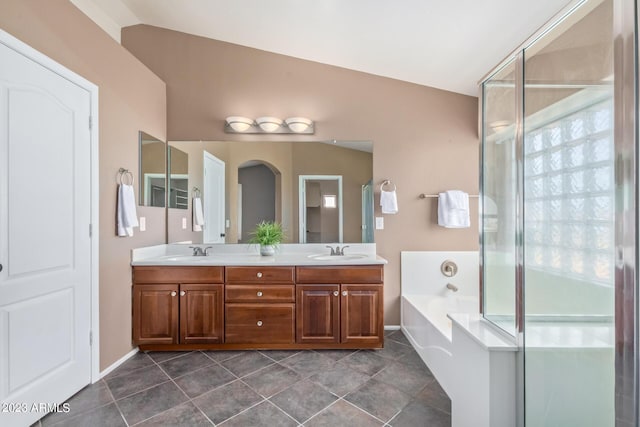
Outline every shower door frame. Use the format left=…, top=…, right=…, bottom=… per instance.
left=478, top=0, right=639, bottom=425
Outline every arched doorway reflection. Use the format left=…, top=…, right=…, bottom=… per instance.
left=237, top=160, right=281, bottom=242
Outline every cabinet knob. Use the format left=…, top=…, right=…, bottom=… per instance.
left=257, top=320, right=263, bottom=327
left=256, top=272, right=263, bottom=278
left=180, top=291, right=186, bottom=297
left=257, top=291, right=263, bottom=297
left=342, top=291, right=348, bottom=296
left=171, top=291, right=177, bottom=297
left=333, top=291, right=339, bottom=297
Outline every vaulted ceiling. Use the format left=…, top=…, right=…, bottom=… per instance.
left=72, top=0, right=571, bottom=96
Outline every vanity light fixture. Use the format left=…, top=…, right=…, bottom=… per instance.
left=226, top=116, right=254, bottom=132
left=285, top=117, right=313, bottom=133
left=224, top=116, right=315, bottom=134
left=256, top=116, right=283, bottom=132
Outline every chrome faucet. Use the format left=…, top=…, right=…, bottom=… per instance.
left=326, top=245, right=350, bottom=256
left=190, top=246, right=213, bottom=256
left=446, top=283, right=459, bottom=292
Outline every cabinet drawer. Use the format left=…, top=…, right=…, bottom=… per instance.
left=296, top=266, right=383, bottom=284
left=226, top=284, right=295, bottom=303
left=226, top=266, right=294, bottom=283
left=225, top=304, right=295, bottom=343
left=133, top=266, right=224, bottom=284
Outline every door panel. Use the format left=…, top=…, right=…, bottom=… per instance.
left=180, top=284, right=224, bottom=344
left=0, top=40, right=92, bottom=426
left=341, top=284, right=383, bottom=344
left=296, top=284, right=340, bottom=343
left=5, top=289, right=74, bottom=392
left=133, top=284, right=179, bottom=345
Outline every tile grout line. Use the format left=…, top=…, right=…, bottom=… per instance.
left=136, top=351, right=218, bottom=426
left=45, top=379, right=128, bottom=427
left=103, top=377, right=132, bottom=427
left=340, top=397, right=390, bottom=425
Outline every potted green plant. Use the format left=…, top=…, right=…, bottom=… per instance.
left=249, top=221, right=285, bottom=256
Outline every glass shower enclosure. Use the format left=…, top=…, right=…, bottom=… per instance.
left=480, top=0, right=636, bottom=425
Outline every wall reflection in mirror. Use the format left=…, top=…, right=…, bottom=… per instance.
left=166, top=140, right=374, bottom=245
left=168, top=146, right=188, bottom=209
left=138, top=131, right=166, bottom=207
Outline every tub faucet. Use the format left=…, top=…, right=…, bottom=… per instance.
left=446, top=283, right=459, bottom=292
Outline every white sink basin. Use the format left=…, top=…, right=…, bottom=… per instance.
left=307, top=253, right=368, bottom=261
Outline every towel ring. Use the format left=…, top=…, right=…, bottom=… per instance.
left=380, top=180, right=396, bottom=192
left=192, top=187, right=201, bottom=198
left=118, top=168, right=134, bottom=185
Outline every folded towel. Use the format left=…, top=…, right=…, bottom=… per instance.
left=438, top=190, right=470, bottom=228
left=380, top=190, right=398, bottom=214
left=117, top=184, right=139, bottom=237
left=193, top=196, right=204, bottom=231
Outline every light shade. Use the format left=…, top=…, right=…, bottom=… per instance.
left=285, top=117, right=312, bottom=133
left=256, top=116, right=283, bottom=132
left=226, top=116, right=254, bottom=132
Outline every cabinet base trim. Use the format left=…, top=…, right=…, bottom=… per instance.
left=139, top=342, right=384, bottom=352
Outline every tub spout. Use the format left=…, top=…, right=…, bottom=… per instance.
left=446, top=283, right=459, bottom=292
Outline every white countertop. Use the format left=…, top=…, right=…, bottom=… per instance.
left=131, top=243, right=387, bottom=266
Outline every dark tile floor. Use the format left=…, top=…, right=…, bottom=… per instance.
left=34, top=330, right=451, bottom=426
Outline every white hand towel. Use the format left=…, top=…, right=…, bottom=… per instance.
left=380, top=190, right=398, bottom=214
left=438, top=190, right=470, bottom=228
left=193, top=196, right=204, bottom=231
left=117, top=184, right=139, bottom=237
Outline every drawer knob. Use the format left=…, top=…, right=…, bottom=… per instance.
left=180, top=291, right=186, bottom=297
left=257, top=272, right=263, bottom=278
left=342, top=291, right=348, bottom=296
left=257, top=291, right=263, bottom=297
left=171, top=291, right=177, bottom=297
left=333, top=291, right=339, bottom=297
left=257, top=320, right=263, bottom=327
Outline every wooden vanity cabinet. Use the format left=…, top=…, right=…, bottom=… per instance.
left=132, top=267, right=224, bottom=346
left=132, top=264, right=383, bottom=350
left=296, top=266, right=384, bottom=346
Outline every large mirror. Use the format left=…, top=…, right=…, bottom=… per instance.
left=139, top=131, right=166, bottom=207
left=166, top=140, right=374, bottom=244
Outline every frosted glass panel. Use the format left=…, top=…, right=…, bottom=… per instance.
left=523, top=0, right=614, bottom=425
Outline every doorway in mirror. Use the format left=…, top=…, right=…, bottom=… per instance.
left=203, top=151, right=225, bottom=243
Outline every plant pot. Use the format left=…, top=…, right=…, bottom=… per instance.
left=260, top=244, right=276, bottom=256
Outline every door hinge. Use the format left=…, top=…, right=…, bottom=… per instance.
left=89, top=223, right=92, bottom=237
left=88, top=116, right=92, bottom=130
left=89, top=331, right=93, bottom=346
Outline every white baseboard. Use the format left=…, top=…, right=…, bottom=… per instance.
left=98, top=347, right=139, bottom=380
left=384, top=325, right=401, bottom=331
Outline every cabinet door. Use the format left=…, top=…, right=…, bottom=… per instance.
left=296, top=284, right=340, bottom=343
left=179, top=284, right=224, bottom=344
left=133, top=284, right=179, bottom=345
left=341, top=284, right=383, bottom=344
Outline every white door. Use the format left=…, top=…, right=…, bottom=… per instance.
left=298, top=175, right=343, bottom=243
left=203, top=151, right=225, bottom=243
left=0, top=40, right=92, bottom=426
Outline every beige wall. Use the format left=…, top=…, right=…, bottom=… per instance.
left=0, top=1, right=167, bottom=370
left=123, top=25, right=479, bottom=324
